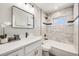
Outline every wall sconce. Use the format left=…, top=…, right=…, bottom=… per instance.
left=25, top=3, right=34, bottom=7
left=25, top=3, right=34, bottom=14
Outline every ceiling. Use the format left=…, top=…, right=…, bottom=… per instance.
left=35, top=3, right=73, bottom=14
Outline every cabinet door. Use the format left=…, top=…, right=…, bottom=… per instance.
left=17, top=48, right=25, bottom=56
left=26, top=49, right=36, bottom=56
left=8, top=51, right=18, bottom=56
left=8, top=48, right=24, bottom=56
left=35, top=46, right=42, bottom=56
left=24, top=41, right=42, bottom=55
left=26, top=46, right=42, bottom=56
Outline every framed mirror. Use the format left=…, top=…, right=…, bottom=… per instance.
left=12, top=6, right=34, bottom=29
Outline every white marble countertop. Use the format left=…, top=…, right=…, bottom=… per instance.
left=0, top=35, right=42, bottom=55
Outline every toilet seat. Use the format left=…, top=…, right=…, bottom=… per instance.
left=42, top=44, right=51, bottom=51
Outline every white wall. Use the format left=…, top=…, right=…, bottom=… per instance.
left=73, top=3, right=79, bottom=53
left=0, top=3, right=46, bottom=37
left=46, top=7, right=74, bottom=44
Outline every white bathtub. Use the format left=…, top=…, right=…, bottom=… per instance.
left=43, top=40, right=78, bottom=56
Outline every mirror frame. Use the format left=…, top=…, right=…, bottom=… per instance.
left=11, top=6, right=34, bottom=29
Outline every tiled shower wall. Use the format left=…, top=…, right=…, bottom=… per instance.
left=73, top=3, right=79, bottom=52
left=46, top=24, right=73, bottom=44
left=41, top=7, right=74, bottom=44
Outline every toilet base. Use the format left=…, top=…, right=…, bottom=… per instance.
left=42, top=50, right=49, bottom=56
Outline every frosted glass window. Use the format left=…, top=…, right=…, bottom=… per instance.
left=54, top=17, right=66, bottom=25
left=53, top=16, right=67, bottom=30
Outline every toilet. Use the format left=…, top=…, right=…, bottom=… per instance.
left=42, top=44, right=51, bottom=56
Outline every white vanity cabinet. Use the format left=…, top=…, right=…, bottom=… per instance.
left=0, top=36, right=42, bottom=56
left=6, top=39, right=42, bottom=56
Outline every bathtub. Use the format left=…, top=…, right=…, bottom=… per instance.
left=42, top=40, right=78, bottom=56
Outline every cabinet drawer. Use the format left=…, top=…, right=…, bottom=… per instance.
left=25, top=40, right=41, bottom=55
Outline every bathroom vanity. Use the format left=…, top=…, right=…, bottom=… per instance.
left=0, top=36, right=42, bottom=56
